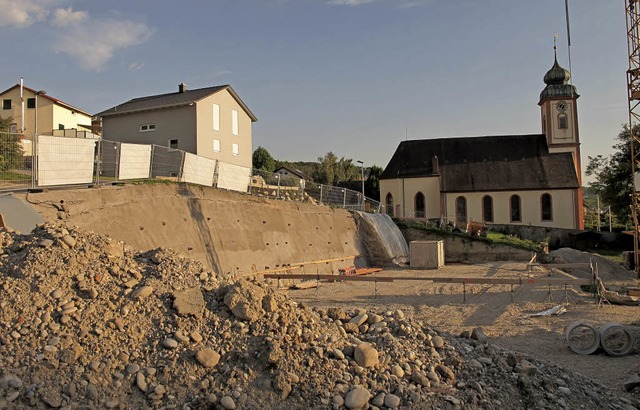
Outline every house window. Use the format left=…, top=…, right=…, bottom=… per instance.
left=510, top=195, right=521, bottom=222
left=213, top=104, right=220, bottom=131
left=169, top=139, right=179, bottom=149
left=385, top=193, right=394, bottom=217
left=213, top=139, right=221, bottom=153
left=58, top=124, right=65, bottom=130
left=27, top=98, right=35, bottom=109
left=541, top=193, right=553, bottom=221
left=558, top=113, right=568, bottom=129
left=139, top=124, right=156, bottom=132
left=232, top=110, right=238, bottom=136
left=456, top=196, right=467, bottom=224
left=2, top=99, right=11, bottom=110
left=482, top=195, right=493, bottom=222
left=232, top=143, right=239, bottom=156
left=415, top=192, right=425, bottom=218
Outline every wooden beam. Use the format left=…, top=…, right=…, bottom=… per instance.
left=238, top=255, right=359, bottom=277
left=263, top=273, right=594, bottom=286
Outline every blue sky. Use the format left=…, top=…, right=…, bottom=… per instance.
left=0, top=0, right=628, bottom=180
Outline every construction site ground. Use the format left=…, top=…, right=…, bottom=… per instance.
left=289, top=262, right=640, bottom=397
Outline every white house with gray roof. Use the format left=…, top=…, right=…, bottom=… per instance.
left=97, top=83, right=257, bottom=169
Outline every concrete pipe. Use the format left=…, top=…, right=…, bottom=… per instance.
left=599, top=322, right=635, bottom=357
left=565, top=321, right=600, bottom=355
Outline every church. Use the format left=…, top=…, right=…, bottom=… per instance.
left=379, top=50, right=584, bottom=230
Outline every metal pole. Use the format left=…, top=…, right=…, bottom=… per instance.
left=342, top=189, right=346, bottom=208
left=596, top=194, right=601, bottom=231
left=320, top=184, right=323, bottom=204
left=276, top=175, right=280, bottom=199
left=609, top=206, right=612, bottom=232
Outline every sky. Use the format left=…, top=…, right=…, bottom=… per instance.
left=0, top=0, right=629, bottom=181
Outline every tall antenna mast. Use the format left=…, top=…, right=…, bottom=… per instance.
left=565, top=0, right=573, bottom=86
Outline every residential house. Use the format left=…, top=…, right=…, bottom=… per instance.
left=97, top=83, right=258, bottom=169
left=380, top=49, right=584, bottom=230
left=0, top=84, right=93, bottom=136
left=274, top=166, right=305, bottom=181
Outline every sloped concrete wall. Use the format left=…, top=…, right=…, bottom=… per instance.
left=27, top=184, right=365, bottom=276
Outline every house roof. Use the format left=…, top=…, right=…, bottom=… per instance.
left=0, top=84, right=92, bottom=117
left=274, top=166, right=305, bottom=179
left=380, top=134, right=579, bottom=192
left=96, top=85, right=258, bottom=121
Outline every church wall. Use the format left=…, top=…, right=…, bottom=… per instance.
left=379, top=176, right=440, bottom=219
left=443, top=189, right=577, bottom=229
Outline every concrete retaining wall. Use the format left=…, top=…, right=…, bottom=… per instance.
left=401, top=227, right=535, bottom=263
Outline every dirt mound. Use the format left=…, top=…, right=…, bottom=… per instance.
left=548, top=248, right=634, bottom=282
left=0, top=224, right=637, bottom=409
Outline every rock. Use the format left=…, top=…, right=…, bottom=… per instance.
left=3, top=375, right=22, bottom=389
left=190, top=331, right=203, bottom=343
left=469, top=359, right=483, bottom=370
left=41, top=390, right=62, bottom=408
left=136, top=372, right=148, bottom=392
left=436, top=364, right=455, bottom=382
left=624, top=375, right=640, bottom=392
left=350, top=314, right=368, bottom=326
left=61, top=234, right=76, bottom=248
left=345, top=386, right=371, bottom=409
left=333, top=395, right=345, bottom=406
left=391, top=365, right=404, bottom=378
left=105, top=241, right=124, bottom=259
left=131, top=285, right=153, bottom=300
left=471, top=327, right=488, bottom=343
left=344, top=322, right=359, bottom=333
left=332, top=348, right=345, bottom=360
left=223, top=281, right=266, bottom=321
left=220, top=395, right=236, bottom=409
left=86, top=383, right=98, bottom=401
left=172, top=287, right=205, bottom=317
left=163, top=338, right=178, bottom=349
left=432, top=335, right=445, bottom=348
left=40, top=239, right=54, bottom=248
left=367, top=313, right=384, bottom=324
left=412, top=372, right=430, bottom=387
left=354, top=343, right=379, bottom=368
left=372, top=392, right=385, bottom=407
left=126, top=363, right=140, bottom=374
left=114, top=317, right=124, bottom=331
left=515, top=360, right=538, bottom=376
left=196, top=348, right=221, bottom=368
left=327, top=307, right=348, bottom=320
left=384, top=394, right=401, bottom=408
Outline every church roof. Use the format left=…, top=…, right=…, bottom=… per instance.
left=380, top=134, right=579, bottom=192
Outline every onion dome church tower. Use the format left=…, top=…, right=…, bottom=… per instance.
left=538, top=43, right=582, bottom=187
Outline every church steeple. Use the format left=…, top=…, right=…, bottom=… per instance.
left=538, top=39, right=583, bottom=229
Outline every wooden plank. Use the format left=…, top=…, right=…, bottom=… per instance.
left=263, top=273, right=594, bottom=286
left=248, top=255, right=359, bottom=275
left=292, top=281, right=321, bottom=289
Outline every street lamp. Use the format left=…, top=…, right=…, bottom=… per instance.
left=34, top=90, right=46, bottom=136
left=356, top=160, right=365, bottom=209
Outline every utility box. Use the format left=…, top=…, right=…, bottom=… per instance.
left=410, top=240, right=444, bottom=269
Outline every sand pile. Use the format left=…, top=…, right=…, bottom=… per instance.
left=0, top=223, right=637, bottom=409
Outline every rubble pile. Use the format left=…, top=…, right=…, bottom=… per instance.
left=0, top=223, right=637, bottom=409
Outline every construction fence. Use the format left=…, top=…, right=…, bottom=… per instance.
left=0, top=132, right=380, bottom=211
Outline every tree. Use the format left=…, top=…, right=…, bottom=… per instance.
left=313, top=152, right=337, bottom=184
left=252, top=146, right=275, bottom=172
left=364, top=165, right=383, bottom=200
left=0, top=116, right=24, bottom=172
left=586, top=124, right=639, bottom=228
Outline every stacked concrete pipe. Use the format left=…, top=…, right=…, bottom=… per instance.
left=565, top=321, right=601, bottom=355
left=598, top=322, right=635, bottom=357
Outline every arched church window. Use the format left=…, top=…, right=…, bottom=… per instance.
left=415, top=192, right=425, bottom=218
left=541, top=193, right=553, bottom=221
left=510, top=195, right=521, bottom=222
left=385, top=193, right=394, bottom=217
left=558, top=113, right=568, bottom=129
left=456, top=196, right=467, bottom=224
left=482, top=195, right=493, bottom=222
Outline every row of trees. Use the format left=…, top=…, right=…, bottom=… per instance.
left=252, top=146, right=383, bottom=200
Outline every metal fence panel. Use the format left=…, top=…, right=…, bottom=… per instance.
left=151, top=145, right=183, bottom=178
left=37, top=135, right=95, bottom=186
left=119, top=143, right=152, bottom=180
left=0, top=132, right=33, bottom=191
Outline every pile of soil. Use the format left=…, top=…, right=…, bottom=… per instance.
left=0, top=223, right=637, bottom=409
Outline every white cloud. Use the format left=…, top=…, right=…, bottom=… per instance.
left=128, top=62, right=145, bottom=71
left=51, top=7, right=87, bottom=27
left=0, top=0, right=53, bottom=28
left=53, top=19, right=153, bottom=71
